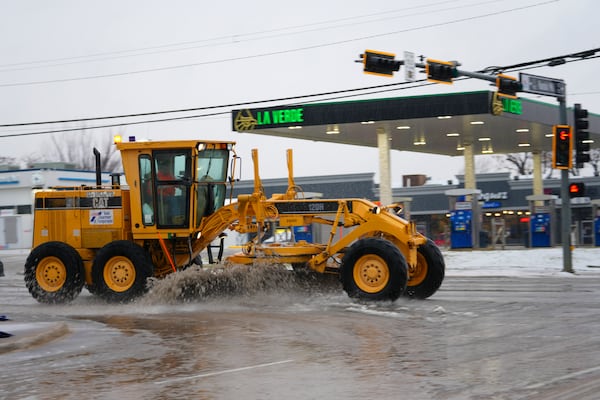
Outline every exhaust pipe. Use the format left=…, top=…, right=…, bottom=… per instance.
left=93, top=148, right=101, bottom=188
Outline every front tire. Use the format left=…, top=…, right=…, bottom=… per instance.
left=405, top=239, right=445, bottom=299
left=24, top=241, right=85, bottom=304
left=341, top=237, right=407, bottom=301
left=91, top=241, right=154, bottom=303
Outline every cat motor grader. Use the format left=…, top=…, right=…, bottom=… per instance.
left=25, top=137, right=444, bottom=303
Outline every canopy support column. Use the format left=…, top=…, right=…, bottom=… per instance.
left=377, top=127, right=392, bottom=206
left=463, top=142, right=476, bottom=190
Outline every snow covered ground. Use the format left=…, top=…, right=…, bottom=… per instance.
left=441, top=246, right=600, bottom=277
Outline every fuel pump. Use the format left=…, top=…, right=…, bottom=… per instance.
left=445, top=189, right=481, bottom=249
left=526, top=194, right=557, bottom=247
left=592, top=199, right=600, bottom=246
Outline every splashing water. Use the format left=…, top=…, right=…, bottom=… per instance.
left=143, top=262, right=342, bottom=304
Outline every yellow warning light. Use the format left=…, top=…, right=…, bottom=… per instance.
left=113, top=135, right=122, bottom=144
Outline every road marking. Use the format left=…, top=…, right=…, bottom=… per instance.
left=525, top=365, right=600, bottom=389
left=154, top=359, right=295, bottom=385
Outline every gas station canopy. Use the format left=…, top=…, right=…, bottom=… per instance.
left=232, top=91, right=600, bottom=156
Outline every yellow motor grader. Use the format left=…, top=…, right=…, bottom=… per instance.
left=25, top=137, right=444, bottom=303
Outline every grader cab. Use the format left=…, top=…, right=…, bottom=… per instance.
left=25, top=137, right=444, bottom=304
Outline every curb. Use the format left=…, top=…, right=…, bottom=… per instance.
left=0, top=322, right=70, bottom=354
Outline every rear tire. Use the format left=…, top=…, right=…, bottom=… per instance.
left=24, top=241, right=84, bottom=304
left=91, top=241, right=154, bottom=303
left=341, top=237, right=407, bottom=301
left=405, top=239, right=445, bottom=299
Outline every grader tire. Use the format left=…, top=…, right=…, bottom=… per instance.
left=91, top=241, right=154, bottom=303
left=341, top=237, right=407, bottom=301
left=405, top=239, right=445, bottom=299
left=24, top=241, right=85, bottom=304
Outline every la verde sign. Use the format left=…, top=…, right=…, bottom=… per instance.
left=258, top=108, right=304, bottom=125
left=233, top=107, right=305, bottom=131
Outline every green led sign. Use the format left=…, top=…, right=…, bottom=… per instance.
left=233, top=107, right=305, bottom=131
left=257, top=107, right=304, bottom=125
left=502, top=98, right=522, bottom=115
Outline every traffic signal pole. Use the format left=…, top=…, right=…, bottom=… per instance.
left=558, top=96, right=574, bottom=273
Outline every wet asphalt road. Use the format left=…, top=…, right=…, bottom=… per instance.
left=1, top=252, right=600, bottom=400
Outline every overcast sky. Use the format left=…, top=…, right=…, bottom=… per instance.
left=1, top=0, right=598, bottom=185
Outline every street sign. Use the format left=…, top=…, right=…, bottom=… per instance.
left=519, top=72, right=565, bottom=98
left=404, top=51, right=416, bottom=82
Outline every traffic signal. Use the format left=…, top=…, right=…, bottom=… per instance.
left=361, top=50, right=401, bottom=77
left=568, top=182, right=585, bottom=198
left=425, top=59, right=456, bottom=84
left=496, top=74, right=522, bottom=99
left=552, top=124, right=572, bottom=169
left=574, top=103, right=590, bottom=167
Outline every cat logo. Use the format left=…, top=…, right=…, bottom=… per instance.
left=92, top=197, right=108, bottom=208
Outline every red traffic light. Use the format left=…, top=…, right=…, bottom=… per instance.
left=552, top=125, right=572, bottom=170
left=569, top=182, right=585, bottom=197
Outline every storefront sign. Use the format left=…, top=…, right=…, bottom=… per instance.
left=482, top=201, right=502, bottom=209
left=0, top=175, right=19, bottom=185
left=234, top=107, right=305, bottom=131
left=480, top=192, right=508, bottom=201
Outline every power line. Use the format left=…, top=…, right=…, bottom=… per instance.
left=0, top=111, right=231, bottom=138
left=0, top=81, right=410, bottom=128
left=2, top=47, right=598, bottom=130
left=0, top=0, right=458, bottom=72
left=0, top=0, right=558, bottom=88
left=1, top=48, right=597, bottom=139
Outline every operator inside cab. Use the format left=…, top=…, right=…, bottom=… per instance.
left=138, top=151, right=191, bottom=228
left=194, top=147, right=229, bottom=223
left=137, top=145, right=230, bottom=230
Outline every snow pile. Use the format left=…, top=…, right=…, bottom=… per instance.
left=442, top=247, right=600, bottom=277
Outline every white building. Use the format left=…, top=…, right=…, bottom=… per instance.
left=0, top=164, right=111, bottom=249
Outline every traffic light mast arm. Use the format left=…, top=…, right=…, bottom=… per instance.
left=413, top=61, right=498, bottom=83
left=418, top=60, right=520, bottom=96
left=358, top=50, right=521, bottom=97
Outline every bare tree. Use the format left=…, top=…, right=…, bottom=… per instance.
left=505, top=152, right=532, bottom=176
left=0, top=155, right=19, bottom=167
left=477, top=155, right=506, bottom=173
left=26, top=129, right=122, bottom=172
left=589, top=148, right=600, bottom=176
left=541, top=151, right=556, bottom=179
left=456, top=155, right=508, bottom=176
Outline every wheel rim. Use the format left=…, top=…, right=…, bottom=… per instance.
left=409, top=252, right=428, bottom=286
left=353, top=254, right=390, bottom=293
left=36, top=256, right=67, bottom=292
left=103, top=256, right=136, bottom=292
